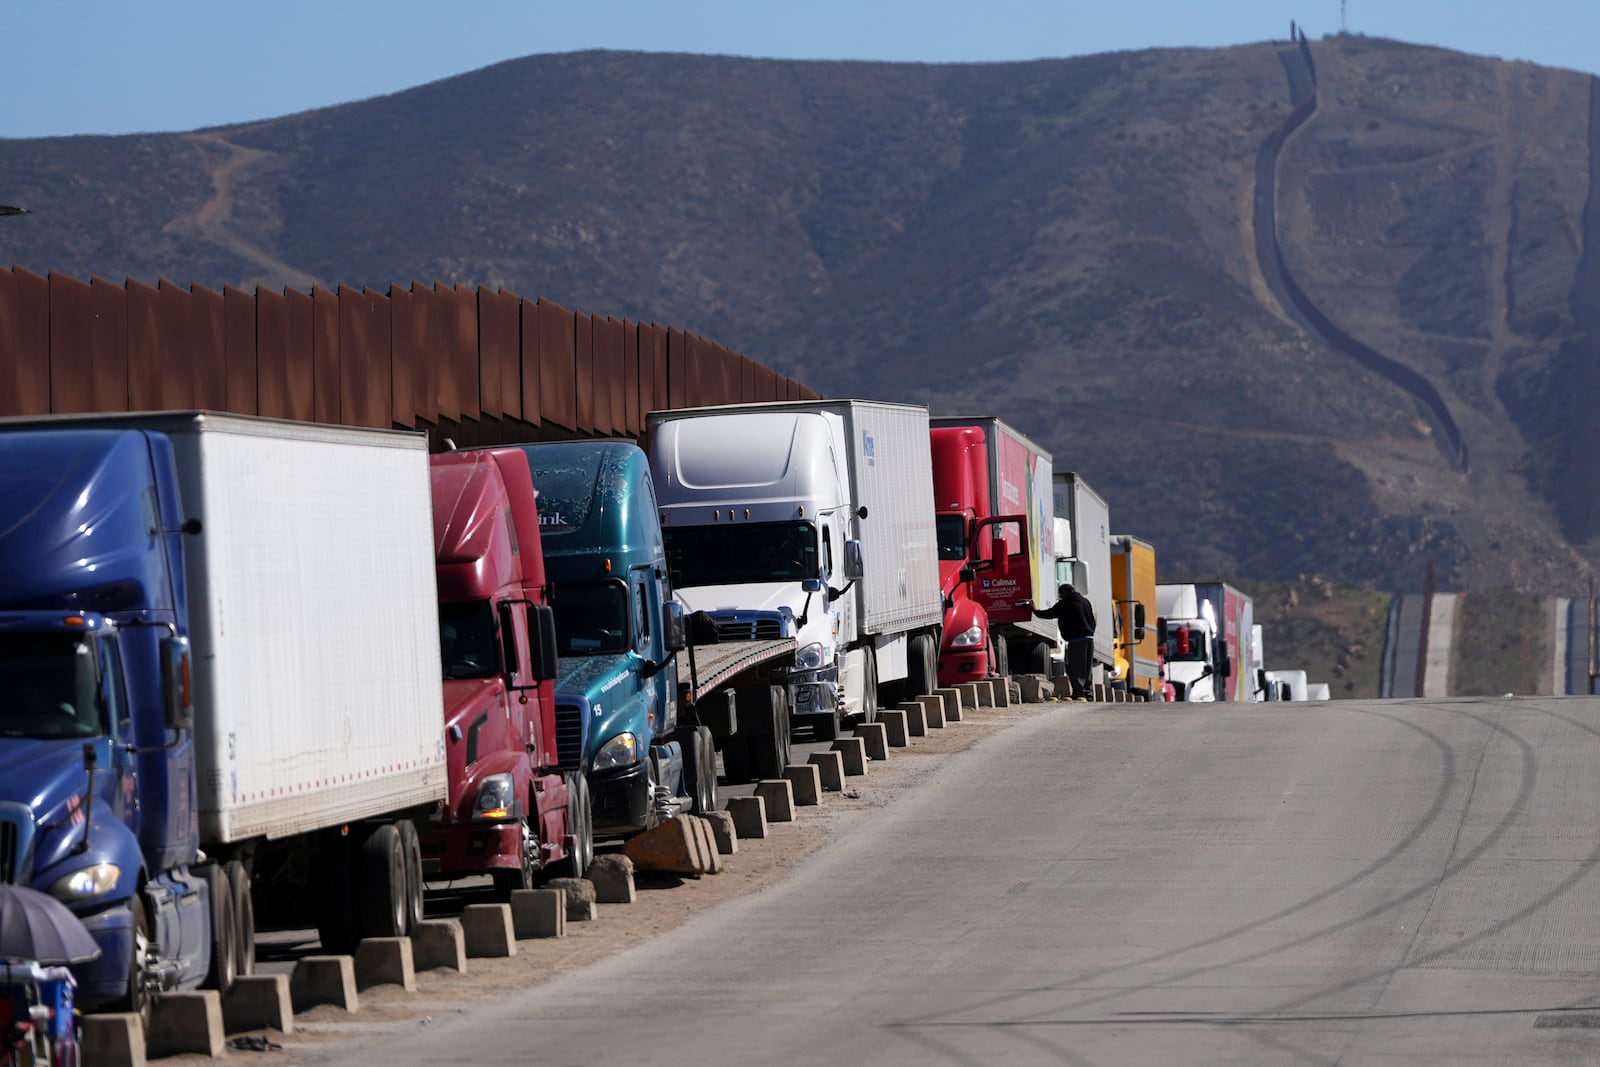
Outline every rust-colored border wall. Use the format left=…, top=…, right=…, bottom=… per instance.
left=0, top=268, right=820, bottom=439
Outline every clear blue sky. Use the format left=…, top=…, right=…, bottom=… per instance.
left=5, top=0, right=1598, bottom=138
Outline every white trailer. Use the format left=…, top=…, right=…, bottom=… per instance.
left=648, top=400, right=943, bottom=740
left=164, top=415, right=447, bottom=844
left=1051, top=473, right=1116, bottom=687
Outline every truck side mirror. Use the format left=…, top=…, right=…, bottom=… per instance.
left=663, top=600, right=687, bottom=653
left=843, top=539, right=865, bottom=581
left=1220, top=651, right=1233, bottom=678
left=1134, top=603, right=1146, bottom=629
left=498, top=601, right=522, bottom=683
left=959, top=565, right=976, bottom=584
left=1156, top=618, right=1168, bottom=644
left=528, top=604, right=558, bottom=682
left=160, top=635, right=193, bottom=731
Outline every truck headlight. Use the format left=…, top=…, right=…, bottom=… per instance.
left=593, top=732, right=640, bottom=771
left=474, top=773, right=516, bottom=820
left=50, top=862, right=121, bottom=902
left=795, top=643, right=827, bottom=671
left=948, top=625, right=985, bottom=648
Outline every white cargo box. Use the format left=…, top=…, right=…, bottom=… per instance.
left=106, top=413, right=445, bottom=843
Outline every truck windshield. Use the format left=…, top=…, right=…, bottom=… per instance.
left=439, top=601, right=501, bottom=680
left=664, top=522, right=818, bottom=586
left=551, top=580, right=630, bottom=655
left=1164, top=625, right=1209, bottom=663
left=935, top=515, right=968, bottom=561
left=0, top=634, right=102, bottom=739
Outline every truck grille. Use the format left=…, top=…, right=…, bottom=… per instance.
left=554, top=702, right=584, bottom=774
left=712, top=617, right=785, bottom=641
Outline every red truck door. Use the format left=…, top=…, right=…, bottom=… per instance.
left=971, top=515, right=1031, bottom=625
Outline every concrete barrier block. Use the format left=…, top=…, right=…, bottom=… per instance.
left=877, top=709, right=908, bottom=748
left=354, top=936, right=416, bottom=991
left=725, top=794, right=768, bottom=839
left=977, top=680, right=998, bottom=707
left=587, top=853, right=637, bottom=902
left=897, top=701, right=927, bottom=737
left=937, top=686, right=968, bottom=715
left=545, top=876, right=599, bottom=919
left=411, top=918, right=467, bottom=973
left=291, top=955, right=359, bottom=1013
left=783, top=763, right=822, bottom=806
left=461, top=903, right=517, bottom=957
left=623, top=816, right=707, bottom=876
left=995, top=676, right=1014, bottom=707
left=853, top=722, right=889, bottom=761
left=808, top=750, right=845, bottom=791
left=147, top=990, right=224, bottom=1058
left=510, top=888, right=566, bottom=939
left=957, top=682, right=984, bottom=710
left=1093, top=682, right=1107, bottom=702
left=690, top=817, right=724, bottom=872
left=1051, top=675, right=1074, bottom=699
left=917, top=694, right=946, bottom=729
left=831, top=736, right=868, bottom=775
left=701, top=809, right=738, bottom=854
left=223, top=972, right=295, bottom=1035
left=753, top=779, right=796, bottom=822
left=1017, top=674, right=1051, bottom=703
left=80, top=1013, right=145, bottom=1067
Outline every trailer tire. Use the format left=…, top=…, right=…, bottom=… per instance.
left=906, top=633, right=937, bottom=700
left=720, top=731, right=753, bottom=784
left=493, top=817, right=540, bottom=900
left=554, top=772, right=594, bottom=879
left=991, top=634, right=1010, bottom=680
left=225, top=859, right=255, bottom=977
left=204, top=864, right=237, bottom=993
left=685, top=725, right=718, bottom=815
left=356, top=824, right=408, bottom=941
left=395, top=820, right=425, bottom=933
left=751, top=685, right=792, bottom=779
left=1019, top=638, right=1051, bottom=676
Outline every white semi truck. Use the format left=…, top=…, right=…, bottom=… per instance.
left=1051, top=473, right=1116, bottom=691
left=647, top=400, right=944, bottom=741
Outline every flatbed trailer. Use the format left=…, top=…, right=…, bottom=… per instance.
left=681, top=638, right=798, bottom=703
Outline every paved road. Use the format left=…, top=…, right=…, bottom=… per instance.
left=335, top=696, right=1600, bottom=1065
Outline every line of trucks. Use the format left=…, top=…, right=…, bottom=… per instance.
left=0, top=402, right=1323, bottom=1019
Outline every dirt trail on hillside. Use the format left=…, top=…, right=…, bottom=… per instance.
left=168, top=123, right=321, bottom=291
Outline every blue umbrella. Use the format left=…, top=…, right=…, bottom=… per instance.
left=0, top=884, right=102, bottom=965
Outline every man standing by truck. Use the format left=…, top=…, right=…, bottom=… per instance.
left=1037, top=582, right=1097, bottom=699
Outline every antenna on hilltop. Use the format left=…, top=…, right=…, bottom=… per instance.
left=1341, top=0, right=1348, bottom=35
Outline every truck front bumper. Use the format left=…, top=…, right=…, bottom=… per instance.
left=937, top=648, right=990, bottom=685
left=788, top=666, right=838, bottom=723
left=71, top=899, right=136, bottom=1008
left=590, top=761, right=651, bottom=836
left=420, top=821, right=521, bottom=879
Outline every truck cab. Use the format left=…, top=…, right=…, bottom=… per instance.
left=517, top=441, right=695, bottom=838
left=424, top=450, right=577, bottom=896
left=1155, top=584, right=1224, bottom=702
left=0, top=427, right=207, bottom=1010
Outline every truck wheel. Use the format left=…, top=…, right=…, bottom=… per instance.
left=991, top=635, right=1010, bottom=679
left=356, top=824, right=408, bottom=940
left=686, top=725, right=718, bottom=815
left=906, top=633, right=937, bottom=700
left=110, top=894, right=153, bottom=1028
left=395, top=820, right=425, bottom=933
left=204, top=864, right=238, bottom=993
left=555, top=772, right=594, bottom=878
left=314, top=835, right=357, bottom=954
left=225, top=860, right=255, bottom=977
left=492, top=818, right=539, bottom=900
left=753, top=685, right=793, bottom=778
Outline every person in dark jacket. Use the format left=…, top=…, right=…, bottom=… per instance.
left=1035, top=582, right=1096, bottom=699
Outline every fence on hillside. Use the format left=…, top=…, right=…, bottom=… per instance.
left=0, top=268, right=817, bottom=445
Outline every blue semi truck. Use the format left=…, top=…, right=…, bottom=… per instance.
left=0, top=413, right=444, bottom=1016
left=515, top=440, right=795, bottom=837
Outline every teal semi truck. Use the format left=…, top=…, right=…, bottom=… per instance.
left=514, top=441, right=794, bottom=838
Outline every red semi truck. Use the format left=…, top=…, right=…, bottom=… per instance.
left=424, top=449, right=591, bottom=899
left=930, top=417, right=1058, bottom=681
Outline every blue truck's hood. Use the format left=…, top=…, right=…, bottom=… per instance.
left=0, top=738, right=96, bottom=876
left=556, top=652, right=649, bottom=759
